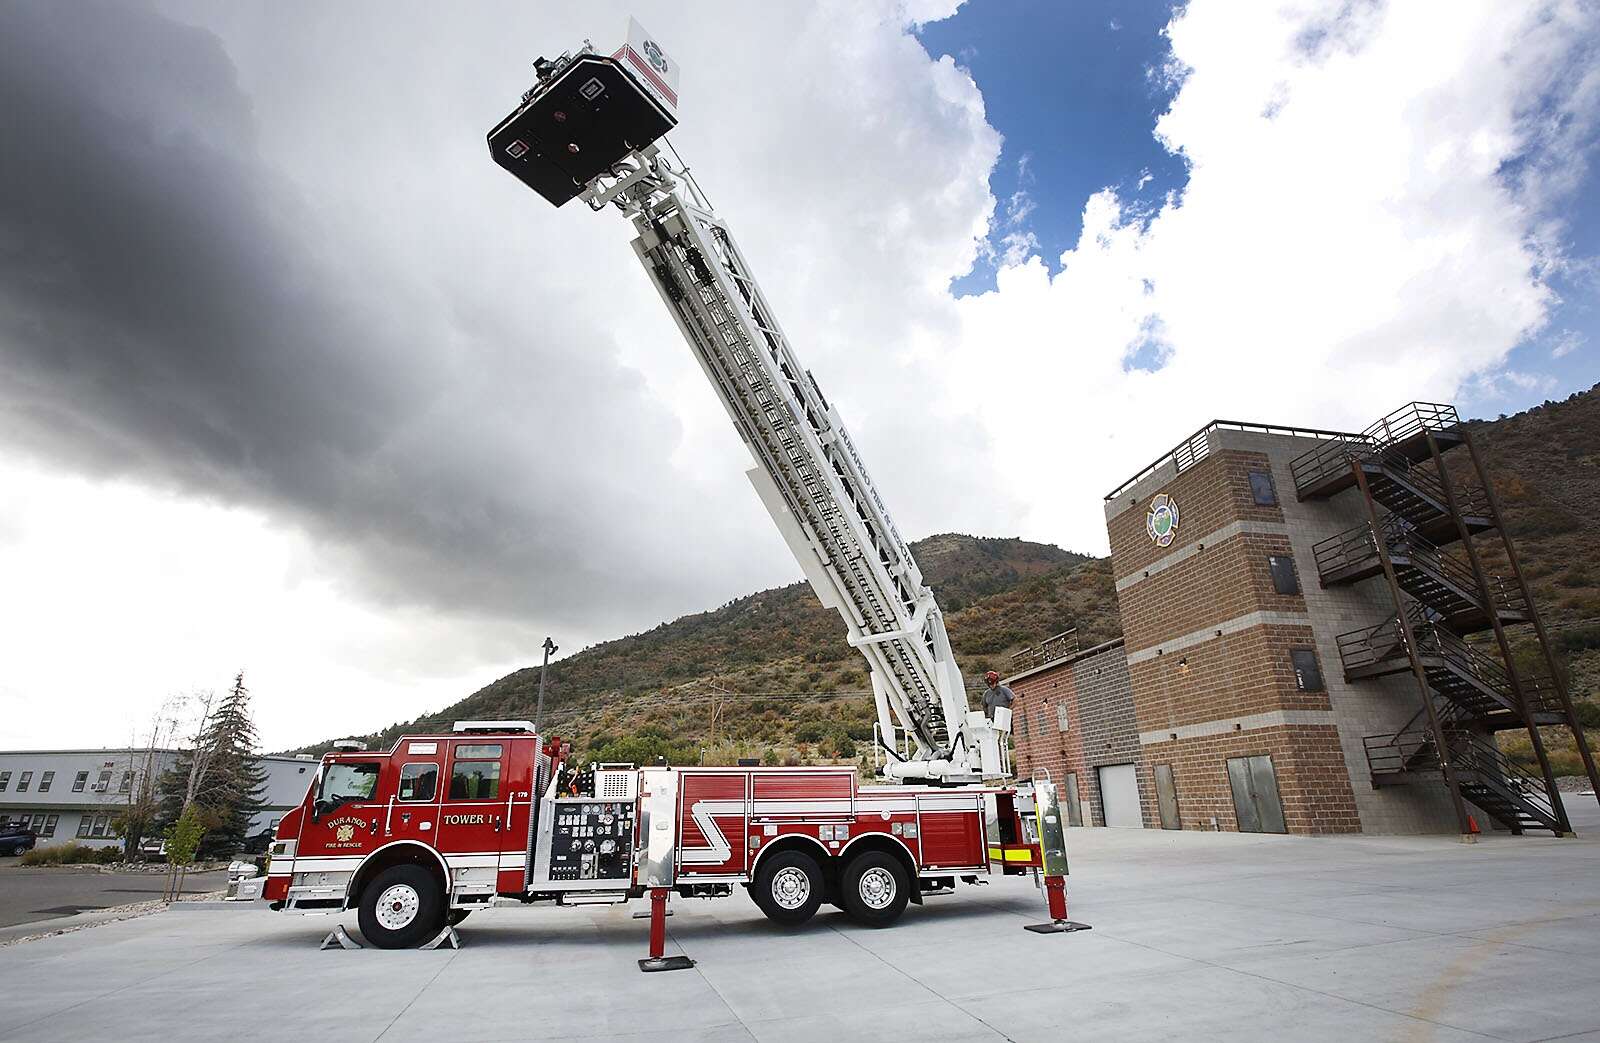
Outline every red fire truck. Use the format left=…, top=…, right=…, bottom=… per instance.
left=263, top=721, right=1056, bottom=952
left=267, top=23, right=1085, bottom=960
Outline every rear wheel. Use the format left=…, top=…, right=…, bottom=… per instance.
left=357, top=864, right=444, bottom=948
left=751, top=850, right=824, bottom=926
left=840, top=851, right=909, bottom=928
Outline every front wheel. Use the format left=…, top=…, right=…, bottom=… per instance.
left=840, top=851, right=909, bottom=927
left=357, top=864, right=445, bottom=949
left=751, top=850, right=824, bottom=926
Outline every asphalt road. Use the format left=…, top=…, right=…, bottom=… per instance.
left=0, top=859, right=227, bottom=928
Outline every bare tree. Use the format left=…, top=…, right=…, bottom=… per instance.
left=115, top=694, right=186, bottom=860
left=161, top=688, right=217, bottom=900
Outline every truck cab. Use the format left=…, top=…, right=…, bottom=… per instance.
left=265, top=722, right=551, bottom=947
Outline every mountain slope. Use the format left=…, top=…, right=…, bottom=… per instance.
left=295, top=535, right=1114, bottom=763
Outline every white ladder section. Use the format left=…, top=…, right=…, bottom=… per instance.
left=584, top=147, right=1005, bottom=784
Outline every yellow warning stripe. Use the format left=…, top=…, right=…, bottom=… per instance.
left=987, top=846, right=1037, bottom=863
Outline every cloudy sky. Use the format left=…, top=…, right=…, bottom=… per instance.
left=2, top=0, right=1596, bottom=751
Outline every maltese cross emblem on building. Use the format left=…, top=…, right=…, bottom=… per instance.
left=1146, top=493, right=1180, bottom=547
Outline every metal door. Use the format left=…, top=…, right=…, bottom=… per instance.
left=1226, top=755, right=1287, bottom=834
left=1155, top=763, right=1181, bottom=830
left=1097, top=763, right=1144, bottom=828
left=1063, top=772, right=1083, bottom=827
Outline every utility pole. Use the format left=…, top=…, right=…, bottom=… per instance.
left=534, top=636, right=558, bottom=736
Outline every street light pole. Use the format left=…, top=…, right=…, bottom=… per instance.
left=534, top=636, right=558, bottom=736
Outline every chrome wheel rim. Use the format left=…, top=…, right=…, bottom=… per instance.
left=375, top=883, right=420, bottom=930
left=771, top=866, right=811, bottom=910
left=858, top=867, right=896, bottom=910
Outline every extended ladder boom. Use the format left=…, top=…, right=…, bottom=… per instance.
left=488, top=43, right=1007, bottom=784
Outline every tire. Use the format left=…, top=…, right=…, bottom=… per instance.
left=751, top=850, right=824, bottom=926
left=840, top=851, right=909, bottom=928
left=357, top=864, right=445, bottom=949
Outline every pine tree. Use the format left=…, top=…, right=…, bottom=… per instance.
left=157, top=673, right=267, bottom=860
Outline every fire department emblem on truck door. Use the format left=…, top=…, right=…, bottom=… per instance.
left=1146, top=493, right=1180, bottom=547
left=326, top=815, right=365, bottom=847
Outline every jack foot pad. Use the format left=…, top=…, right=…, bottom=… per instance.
left=1024, top=920, right=1092, bottom=934
left=420, top=925, right=462, bottom=950
left=320, top=925, right=363, bottom=950
left=638, top=955, right=696, bottom=972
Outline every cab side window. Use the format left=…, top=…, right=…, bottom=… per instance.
left=399, top=763, right=438, bottom=802
left=449, top=745, right=503, bottom=801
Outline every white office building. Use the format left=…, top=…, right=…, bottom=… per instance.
left=0, top=748, right=318, bottom=849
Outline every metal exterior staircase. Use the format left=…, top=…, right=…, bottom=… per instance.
left=1363, top=716, right=1563, bottom=834
left=1314, top=518, right=1528, bottom=634
left=1289, top=402, right=1595, bottom=836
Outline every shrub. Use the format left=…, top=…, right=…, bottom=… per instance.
left=18, top=842, right=120, bottom=866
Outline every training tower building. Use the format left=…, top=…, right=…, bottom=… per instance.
left=1099, top=402, right=1597, bottom=836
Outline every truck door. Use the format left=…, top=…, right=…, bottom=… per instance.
left=385, top=739, right=443, bottom=848
left=439, top=740, right=510, bottom=867
left=300, top=757, right=388, bottom=860
left=500, top=739, right=536, bottom=890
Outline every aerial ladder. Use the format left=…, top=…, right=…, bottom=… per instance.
left=488, top=27, right=1008, bottom=786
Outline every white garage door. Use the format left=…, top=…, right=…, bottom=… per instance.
left=1098, top=763, right=1145, bottom=829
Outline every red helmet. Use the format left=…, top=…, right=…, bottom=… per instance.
left=985, top=670, right=1000, bottom=684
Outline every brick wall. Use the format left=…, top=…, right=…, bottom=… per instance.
left=1009, top=640, right=1141, bottom=827
left=1140, top=724, right=1361, bottom=834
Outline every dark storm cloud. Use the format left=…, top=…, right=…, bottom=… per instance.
left=0, top=1, right=724, bottom=631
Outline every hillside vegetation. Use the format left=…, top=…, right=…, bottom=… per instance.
left=293, top=385, right=1600, bottom=779
left=1467, top=384, right=1600, bottom=776
left=295, top=536, right=1115, bottom=766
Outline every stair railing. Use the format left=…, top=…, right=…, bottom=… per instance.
left=1450, top=732, right=1558, bottom=825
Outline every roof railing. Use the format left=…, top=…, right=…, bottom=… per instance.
left=1105, top=418, right=1360, bottom=501
left=1009, top=629, right=1081, bottom=673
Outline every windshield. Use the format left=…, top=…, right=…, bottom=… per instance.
left=317, top=762, right=379, bottom=808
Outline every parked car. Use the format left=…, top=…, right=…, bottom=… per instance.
left=240, top=828, right=275, bottom=856
left=0, top=823, right=38, bottom=856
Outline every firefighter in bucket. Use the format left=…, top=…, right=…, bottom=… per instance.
left=982, top=670, right=1014, bottom=733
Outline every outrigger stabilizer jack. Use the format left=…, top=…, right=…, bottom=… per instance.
left=638, top=887, right=694, bottom=972
left=1022, top=779, right=1091, bottom=935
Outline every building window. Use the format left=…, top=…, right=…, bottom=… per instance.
left=1291, top=649, right=1325, bottom=692
left=1056, top=704, right=1070, bottom=732
left=118, top=771, right=133, bottom=794
left=1268, top=555, right=1301, bottom=595
left=39, top=771, right=54, bottom=793
left=72, top=771, right=88, bottom=792
left=77, top=814, right=114, bottom=838
left=39, top=814, right=59, bottom=838
left=0, top=771, right=9, bottom=792
left=1016, top=710, right=1029, bottom=738
left=1248, top=470, right=1278, bottom=506
left=16, top=771, right=31, bottom=792
left=95, top=770, right=113, bottom=792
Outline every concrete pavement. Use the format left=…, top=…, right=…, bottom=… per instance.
left=1, top=805, right=1597, bottom=1042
